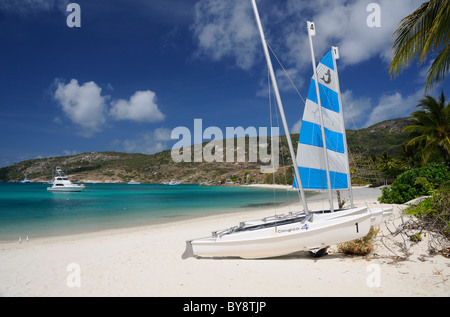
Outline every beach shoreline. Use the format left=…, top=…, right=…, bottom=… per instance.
left=0, top=187, right=448, bottom=297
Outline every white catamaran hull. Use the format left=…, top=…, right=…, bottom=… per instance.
left=184, top=207, right=392, bottom=259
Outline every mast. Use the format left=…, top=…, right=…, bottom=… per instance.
left=250, top=0, right=309, bottom=215
left=307, top=21, right=334, bottom=212
left=331, top=46, right=354, bottom=208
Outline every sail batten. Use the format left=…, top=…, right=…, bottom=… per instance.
left=294, top=48, right=350, bottom=191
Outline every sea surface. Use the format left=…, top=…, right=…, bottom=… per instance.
left=0, top=182, right=303, bottom=242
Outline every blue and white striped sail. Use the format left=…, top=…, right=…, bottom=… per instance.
left=293, top=49, right=350, bottom=190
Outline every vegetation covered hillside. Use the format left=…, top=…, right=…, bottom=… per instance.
left=0, top=117, right=413, bottom=185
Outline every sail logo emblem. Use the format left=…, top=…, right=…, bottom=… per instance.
left=301, top=224, right=309, bottom=230
left=321, top=69, right=331, bottom=84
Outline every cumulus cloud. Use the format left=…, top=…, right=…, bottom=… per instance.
left=341, top=90, right=373, bottom=129
left=302, top=0, right=423, bottom=67
left=53, top=79, right=166, bottom=136
left=191, top=0, right=422, bottom=72
left=112, top=128, right=172, bottom=154
left=338, top=88, right=424, bottom=128
left=190, top=0, right=427, bottom=130
left=191, top=0, right=259, bottom=70
left=291, top=120, right=301, bottom=134
left=54, top=79, right=108, bottom=137
left=62, top=149, right=78, bottom=156
left=110, top=90, right=165, bottom=123
left=364, top=89, right=424, bottom=127
left=293, top=88, right=423, bottom=131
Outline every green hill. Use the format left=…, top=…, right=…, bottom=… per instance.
left=0, top=117, right=412, bottom=185
left=346, top=117, right=412, bottom=156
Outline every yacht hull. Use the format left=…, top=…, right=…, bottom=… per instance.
left=47, top=186, right=83, bottom=192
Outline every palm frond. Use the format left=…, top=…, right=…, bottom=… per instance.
left=425, top=44, right=450, bottom=91
left=403, top=91, right=450, bottom=164
left=390, top=0, right=450, bottom=91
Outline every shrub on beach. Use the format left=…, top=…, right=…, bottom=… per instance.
left=337, top=226, right=380, bottom=256
left=406, top=182, right=450, bottom=239
left=378, top=163, right=450, bottom=204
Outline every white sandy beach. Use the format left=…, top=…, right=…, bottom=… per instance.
left=0, top=187, right=448, bottom=297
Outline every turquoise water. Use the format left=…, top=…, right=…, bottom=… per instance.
left=0, top=183, right=302, bottom=242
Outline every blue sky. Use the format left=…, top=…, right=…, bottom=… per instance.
left=0, top=0, right=447, bottom=167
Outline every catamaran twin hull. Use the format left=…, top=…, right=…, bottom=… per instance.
left=183, top=207, right=392, bottom=259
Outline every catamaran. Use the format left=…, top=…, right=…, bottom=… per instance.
left=182, top=0, right=392, bottom=259
left=47, top=167, right=85, bottom=192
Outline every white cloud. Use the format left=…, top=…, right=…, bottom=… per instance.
left=256, top=67, right=305, bottom=97
left=54, top=79, right=107, bottom=137
left=341, top=90, right=373, bottom=129
left=113, top=128, right=172, bottom=154
left=0, top=0, right=68, bottom=15
left=110, top=90, right=165, bottom=123
left=62, top=149, right=78, bottom=156
left=269, top=0, right=424, bottom=72
left=293, top=88, right=422, bottom=131
left=53, top=117, right=63, bottom=124
left=291, top=120, right=301, bottom=134
left=191, top=0, right=259, bottom=70
left=191, top=0, right=422, bottom=72
left=190, top=0, right=428, bottom=130
left=308, top=0, right=422, bottom=66
left=53, top=79, right=166, bottom=136
left=337, top=87, right=424, bottom=129
left=364, top=89, right=424, bottom=127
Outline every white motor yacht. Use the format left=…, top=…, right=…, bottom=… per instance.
left=47, top=167, right=84, bottom=192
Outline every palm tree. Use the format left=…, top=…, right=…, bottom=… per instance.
left=398, top=144, right=421, bottom=169
left=403, top=91, right=450, bottom=165
left=376, top=152, right=401, bottom=180
left=390, top=0, right=450, bottom=92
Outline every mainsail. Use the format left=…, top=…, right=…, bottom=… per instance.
left=293, top=48, right=351, bottom=192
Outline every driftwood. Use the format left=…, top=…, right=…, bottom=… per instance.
left=378, top=207, right=450, bottom=262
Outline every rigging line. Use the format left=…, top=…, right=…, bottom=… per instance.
left=339, top=93, right=378, bottom=200
left=340, top=91, right=366, bottom=173
left=267, top=68, right=277, bottom=214
left=266, top=40, right=303, bottom=204
left=271, top=73, right=292, bottom=205
left=267, top=66, right=302, bottom=209
left=271, top=74, right=303, bottom=206
left=339, top=92, right=378, bottom=204
left=266, top=41, right=306, bottom=105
